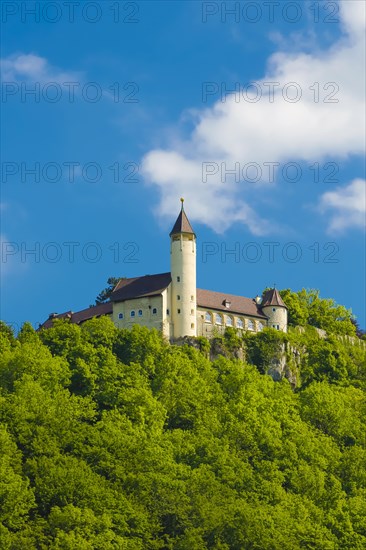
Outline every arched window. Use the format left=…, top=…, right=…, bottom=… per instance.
left=225, top=315, right=233, bottom=326
left=138, top=309, right=143, bottom=317
left=248, top=319, right=254, bottom=331
left=118, top=313, right=124, bottom=319
left=236, top=318, right=244, bottom=329
left=215, top=313, right=222, bottom=325
left=205, top=312, right=211, bottom=323
left=152, top=308, right=157, bottom=315
left=130, top=310, right=135, bottom=317
left=258, top=322, right=264, bottom=331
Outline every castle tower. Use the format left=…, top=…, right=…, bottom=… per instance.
left=261, top=288, right=288, bottom=332
left=170, top=199, right=197, bottom=339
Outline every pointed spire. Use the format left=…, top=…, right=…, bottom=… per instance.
left=170, top=199, right=195, bottom=236
left=261, top=288, right=287, bottom=309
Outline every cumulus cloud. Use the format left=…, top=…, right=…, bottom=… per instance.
left=319, top=178, right=366, bottom=233
left=141, top=0, right=365, bottom=234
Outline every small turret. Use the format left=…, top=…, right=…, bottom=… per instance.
left=261, top=288, right=288, bottom=332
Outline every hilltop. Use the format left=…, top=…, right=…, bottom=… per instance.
left=1, top=292, right=366, bottom=548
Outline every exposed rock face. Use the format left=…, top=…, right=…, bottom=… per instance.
left=266, top=342, right=304, bottom=388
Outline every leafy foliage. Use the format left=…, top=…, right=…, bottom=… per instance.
left=0, top=315, right=366, bottom=548
left=94, top=277, right=123, bottom=305
left=279, top=288, right=356, bottom=336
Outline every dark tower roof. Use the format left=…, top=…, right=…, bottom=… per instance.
left=170, top=198, right=195, bottom=237
left=261, top=288, right=287, bottom=309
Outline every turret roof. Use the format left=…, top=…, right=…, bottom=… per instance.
left=261, top=288, right=287, bottom=309
left=170, top=199, right=195, bottom=236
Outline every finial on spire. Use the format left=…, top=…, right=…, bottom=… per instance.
left=180, top=197, right=184, bottom=209
left=273, top=283, right=276, bottom=289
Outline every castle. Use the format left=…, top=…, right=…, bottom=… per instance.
left=41, top=200, right=288, bottom=338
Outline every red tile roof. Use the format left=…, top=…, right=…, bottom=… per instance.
left=197, top=288, right=268, bottom=319
left=261, top=288, right=287, bottom=309
left=110, top=272, right=172, bottom=302
left=39, top=302, right=113, bottom=329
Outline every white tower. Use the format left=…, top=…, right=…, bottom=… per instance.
left=170, top=199, right=197, bottom=339
left=261, top=288, right=288, bottom=333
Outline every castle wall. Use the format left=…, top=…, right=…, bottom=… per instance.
left=196, top=307, right=265, bottom=337
left=112, top=295, right=165, bottom=333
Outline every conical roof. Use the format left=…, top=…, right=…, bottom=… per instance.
left=261, top=288, right=287, bottom=309
left=170, top=199, right=195, bottom=236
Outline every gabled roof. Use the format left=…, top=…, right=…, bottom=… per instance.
left=197, top=289, right=268, bottom=319
left=39, top=301, right=113, bottom=329
left=170, top=202, right=195, bottom=236
left=261, top=288, right=287, bottom=309
left=110, top=272, right=172, bottom=302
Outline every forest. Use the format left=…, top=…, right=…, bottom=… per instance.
left=0, top=289, right=366, bottom=549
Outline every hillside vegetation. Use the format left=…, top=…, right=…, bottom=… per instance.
left=1, top=291, right=366, bottom=549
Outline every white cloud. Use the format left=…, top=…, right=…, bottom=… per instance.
left=141, top=0, right=365, bottom=234
left=319, top=178, right=366, bottom=233
left=1, top=53, right=81, bottom=84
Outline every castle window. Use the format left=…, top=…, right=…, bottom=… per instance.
left=177, top=295, right=181, bottom=300
left=191, top=323, right=194, bottom=329
left=138, top=310, right=143, bottom=317
left=191, top=295, right=194, bottom=301
left=152, top=308, right=157, bottom=315
left=258, top=322, right=264, bottom=331
left=205, top=312, right=211, bottom=323
left=191, top=309, right=194, bottom=315
left=273, top=324, right=280, bottom=330
left=177, top=276, right=180, bottom=282
left=272, top=308, right=276, bottom=312
left=237, top=318, right=243, bottom=329
left=215, top=313, right=222, bottom=325
left=118, top=313, right=124, bottom=320
left=247, top=319, right=254, bottom=331
left=130, top=311, right=135, bottom=317
left=166, top=309, right=170, bottom=315
left=177, top=309, right=181, bottom=314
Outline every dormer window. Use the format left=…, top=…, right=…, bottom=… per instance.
left=223, top=299, right=231, bottom=308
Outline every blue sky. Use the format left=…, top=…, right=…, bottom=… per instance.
left=1, top=0, right=365, bottom=332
